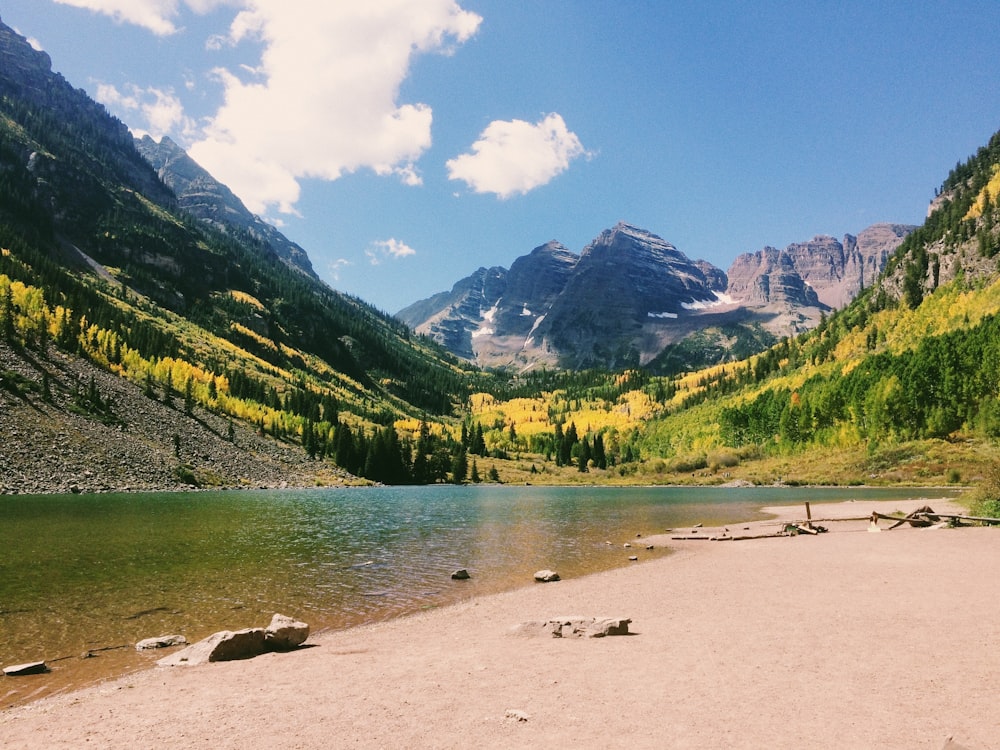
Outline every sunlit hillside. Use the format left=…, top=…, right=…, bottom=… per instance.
left=463, top=129, right=1000, bottom=490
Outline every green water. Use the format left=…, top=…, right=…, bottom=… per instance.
left=0, top=484, right=955, bottom=704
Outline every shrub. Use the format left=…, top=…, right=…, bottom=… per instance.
left=667, top=455, right=707, bottom=473
left=172, top=464, right=200, bottom=486
left=707, top=451, right=739, bottom=472
left=968, top=465, right=1000, bottom=518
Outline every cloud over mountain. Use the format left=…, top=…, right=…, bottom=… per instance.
left=189, top=2, right=483, bottom=215
left=446, top=113, right=588, bottom=199
left=54, top=0, right=185, bottom=36
left=64, top=0, right=484, bottom=217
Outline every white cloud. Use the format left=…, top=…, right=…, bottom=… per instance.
left=53, top=0, right=233, bottom=35
left=366, top=238, right=417, bottom=265
left=95, top=83, right=195, bottom=140
left=446, top=113, right=589, bottom=199
left=327, top=258, right=352, bottom=282
left=188, top=1, right=482, bottom=215
left=53, top=0, right=182, bottom=35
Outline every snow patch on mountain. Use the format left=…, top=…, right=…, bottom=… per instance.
left=682, top=292, right=736, bottom=310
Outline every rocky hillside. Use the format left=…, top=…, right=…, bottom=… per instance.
left=728, top=224, right=915, bottom=309
left=0, top=342, right=341, bottom=495
left=0, top=17, right=476, bottom=420
left=136, top=135, right=317, bottom=279
left=399, top=221, right=913, bottom=373
left=0, top=17, right=491, bottom=493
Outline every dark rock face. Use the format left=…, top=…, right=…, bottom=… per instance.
left=397, top=266, right=507, bottom=360
left=396, top=241, right=578, bottom=365
left=551, top=223, right=716, bottom=320
left=399, top=223, right=726, bottom=370
left=490, top=241, right=578, bottom=340
left=538, top=223, right=720, bottom=369
left=136, top=136, right=317, bottom=279
left=695, top=260, right=729, bottom=292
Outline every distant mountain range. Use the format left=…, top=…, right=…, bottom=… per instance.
left=397, top=221, right=914, bottom=372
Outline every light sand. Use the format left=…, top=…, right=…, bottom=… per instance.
left=2, top=498, right=997, bottom=749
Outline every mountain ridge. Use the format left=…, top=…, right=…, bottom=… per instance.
left=0, top=17, right=484, bottom=491
left=135, top=135, right=317, bottom=280
left=398, top=220, right=914, bottom=372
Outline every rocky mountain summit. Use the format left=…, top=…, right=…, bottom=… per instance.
left=728, top=224, right=915, bottom=310
left=398, top=222, right=914, bottom=372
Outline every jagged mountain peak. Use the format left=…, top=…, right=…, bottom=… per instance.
left=726, top=224, right=914, bottom=311
left=401, top=222, right=730, bottom=370
left=590, top=221, right=681, bottom=258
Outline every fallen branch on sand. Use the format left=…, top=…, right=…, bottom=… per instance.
left=870, top=507, right=1000, bottom=530
left=670, top=503, right=1000, bottom=544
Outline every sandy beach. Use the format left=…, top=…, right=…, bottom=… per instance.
left=1, top=497, right=997, bottom=749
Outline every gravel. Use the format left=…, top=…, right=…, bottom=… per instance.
left=0, top=341, right=349, bottom=495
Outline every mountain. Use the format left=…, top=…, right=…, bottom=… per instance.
left=453, top=127, right=1000, bottom=489
left=536, top=223, right=724, bottom=370
left=399, top=221, right=912, bottom=372
left=644, top=127, right=1000, bottom=484
left=727, top=223, right=915, bottom=310
left=399, top=223, right=729, bottom=370
left=0, top=18, right=481, bottom=491
left=135, top=135, right=317, bottom=279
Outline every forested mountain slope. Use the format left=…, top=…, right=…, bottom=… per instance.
left=0, top=19, right=485, bottom=491
left=633, top=129, right=1000, bottom=482
left=449, top=129, right=1000, bottom=490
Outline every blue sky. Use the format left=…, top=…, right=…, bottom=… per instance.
left=4, top=1, right=1000, bottom=313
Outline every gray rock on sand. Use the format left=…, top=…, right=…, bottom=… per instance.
left=136, top=634, right=188, bottom=651
left=511, top=617, right=631, bottom=638
left=158, top=613, right=309, bottom=667
left=158, top=628, right=267, bottom=667
left=451, top=569, right=471, bottom=580
left=533, top=569, right=560, bottom=582
left=264, top=613, right=309, bottom=650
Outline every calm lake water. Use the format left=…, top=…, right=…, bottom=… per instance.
left=0, top=484, right=957, bottom=705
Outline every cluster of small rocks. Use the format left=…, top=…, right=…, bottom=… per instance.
left=0, top=342, right=345, bottom=495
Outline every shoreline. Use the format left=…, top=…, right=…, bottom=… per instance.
left=3, top=496, right=996, bottom=749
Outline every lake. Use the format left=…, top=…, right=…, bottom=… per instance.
left=0, top=484, right=957, bottom=705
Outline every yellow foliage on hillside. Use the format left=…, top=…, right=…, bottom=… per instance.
left=229, top=289, right=265, bottom=310
left=466, top=385, right=660, bottom=441
left=879, top=277, right=1000, bottom=357
left=230, top=321, right=278, bottom=352
left=965, top=164, right=1000, bottom=220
